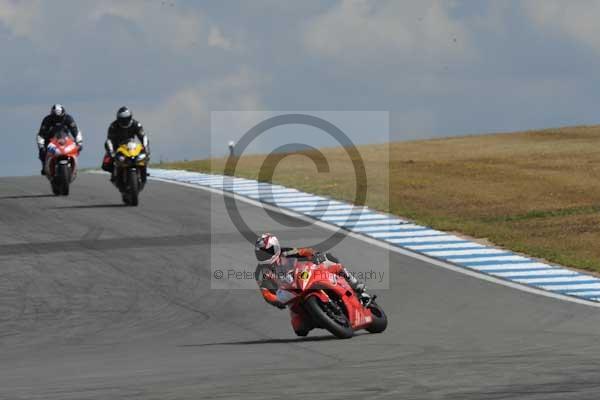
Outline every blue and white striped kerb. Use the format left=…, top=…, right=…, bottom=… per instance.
left=149, top=168, right=600, bottom=303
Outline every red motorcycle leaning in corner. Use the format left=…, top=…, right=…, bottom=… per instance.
left=255, top=234, right=387, bottom=339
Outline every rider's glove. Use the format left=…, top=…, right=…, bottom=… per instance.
left=77, top=144, right=83, bottom=153
left=313, top=252, right=327, bottom=265
left=272, top=301, right=286, bottom=309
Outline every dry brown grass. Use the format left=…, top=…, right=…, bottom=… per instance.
left=160, top=125, right=600, bottom=272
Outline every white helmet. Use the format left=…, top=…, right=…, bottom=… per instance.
left=255, top=233, right=281, bottom=264
left=51, top=104, right=65, bottom=118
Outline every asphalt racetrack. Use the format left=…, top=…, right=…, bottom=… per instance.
left=2, top=174, right=600, bottom=399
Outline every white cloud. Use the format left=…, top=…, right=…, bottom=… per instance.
left=0, top=1, right=206, bottom=50
left=524, top=0, right=600, bottom=52
left=0, top=0, right=43, bottom=38
left=91, top=2, right=204, bottom=50
left=469, top=2, right=513, bottom=36
left=208, top=26, right=233, bottom=50
left=138, top=66, right=263, bottom=160
left=303, top=0, right=472, bottom=66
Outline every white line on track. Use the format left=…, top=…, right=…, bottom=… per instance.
left=539, top=283, right=600, bottom=291
left=406, top=243, right=485, bottom=251
left=322, top=214, right=392, bottom=222
left=471, top=263, right=551, bottom=271
left=273, top=200, right=343, bottom=208
left=266, top=196, right=328, bottom=204
left=515, top=276, right=596, bottom=284
left=494, top=269, right=579, bottom=278
left=371, top=230, right=445, bottom=238
left=385, top=235, right=465, bottom=244
left=568, top=291, right=600, bottom=296
left=352, top=224, right=426, bottom=233
left=292, top=205, right=354, bottom=212
left=424, top=248, right=509, bottom=257
left=446, top=255, right=531, bottom=263
left=342, top=219, right=407, bottom=227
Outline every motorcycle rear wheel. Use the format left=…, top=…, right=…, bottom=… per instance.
left=305, top=296, right=353, bottom=339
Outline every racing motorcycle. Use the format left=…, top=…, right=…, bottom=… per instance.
left=279, top=258, right=388, bottom=339
left=112, top=139, right=148, bottom=206
left=45, top=129, right=79, bottom=196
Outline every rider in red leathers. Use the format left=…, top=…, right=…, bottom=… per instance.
left=254, top=233, right=369, bottom=336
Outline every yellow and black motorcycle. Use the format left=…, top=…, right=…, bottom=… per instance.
left=113, top=139, right=148, bottom=206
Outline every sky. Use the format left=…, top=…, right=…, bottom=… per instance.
left=1, top=0, right=600, bottom=176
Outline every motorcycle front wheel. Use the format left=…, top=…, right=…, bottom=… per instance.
left=365, top=301, right=387, bottom=333
left=305, top=295, right=353, bottom=339
left=56, top=163, right=70, bottom=196
left=51, top=181, right=60, bottom=196
left=127, top=168, right=139, bottom=206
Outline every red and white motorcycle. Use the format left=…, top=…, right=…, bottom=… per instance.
left=44, top=129, right=80, bottom=196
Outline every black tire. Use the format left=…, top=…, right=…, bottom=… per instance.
left=366, top=301, right=388, bottom=334
left=294, top=329, right=309, bottom=337
left=128, top=169, right=139, bottom=207
left=305, top=296, right=353, bottom=339
left=51, top=182, right=60, bottom=196
left=57, top=163, right=70, bottom=196
left=62, top=181, right=70, bottom=196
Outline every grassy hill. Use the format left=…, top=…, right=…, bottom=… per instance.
left=159, top=125, right=600, bottom=273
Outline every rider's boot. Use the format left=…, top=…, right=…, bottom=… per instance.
left=341, top=267, right=371, bottom=303
left=291, top=310, right=313, bottom=337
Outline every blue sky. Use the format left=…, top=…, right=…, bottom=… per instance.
left=1, top=0, right=600, bottom=176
